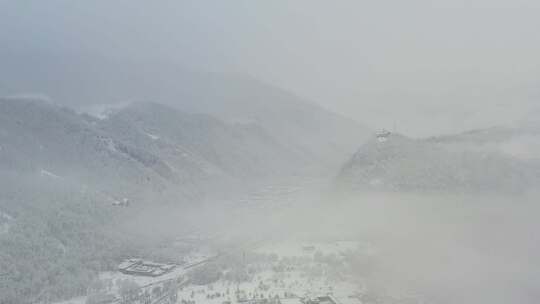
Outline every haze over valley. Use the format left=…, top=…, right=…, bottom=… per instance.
left=1, top=1, right=540, bottom=304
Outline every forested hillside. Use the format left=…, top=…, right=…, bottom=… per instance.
left=0, top=172, right=142, bottom=303
left=0, top=49, right=369, bottom=171
left=337, top=129, right=540, bottom=193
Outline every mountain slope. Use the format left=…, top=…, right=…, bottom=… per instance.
left=0, top=98, right=308, bottom=203
left=96, top=102, right=305, bottom=188
left=0, top=49, right=369, bottom=170
left=0, top=98, right=176, bottom=202
left=0, top=171, right=135, bottom=304
left=337, top=129, right=540, bottom=193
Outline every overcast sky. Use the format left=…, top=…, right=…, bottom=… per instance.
left=1, top=0, right=539, bottom=136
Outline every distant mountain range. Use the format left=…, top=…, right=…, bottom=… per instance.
left=0, top=97, right=360, bottom=206
left=337, top=125, right=540, bottom=193
left=0, top=48, right=371, bottom=205
left=0, top=49, right=369, bottom=171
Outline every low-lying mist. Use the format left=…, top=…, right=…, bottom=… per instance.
left=127, top=187, right=540, bottom=304
left=328, top=192, right=540, bottom=304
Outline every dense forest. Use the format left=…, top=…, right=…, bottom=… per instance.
left=0, top=172, right=141, bottom=304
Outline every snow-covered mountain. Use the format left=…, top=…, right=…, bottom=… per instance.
left=0, top=98, right=180, bottom=202
left=337, top=127, right=540, bottom=193
left=0, top=98, right=312, bottom=206
left=99, top=102, right=303, bottom=178
left=0, top=49, right=369, bottom=171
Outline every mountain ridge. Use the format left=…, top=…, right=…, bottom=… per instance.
left=337, top=128, right=540, bottom=194
left=0, top=48, right=370, bottom=171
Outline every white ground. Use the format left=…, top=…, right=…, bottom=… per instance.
left=0, top=210, right=13, bottom=235
left=77, top=103, right=129, bottom=120
left=175, top=270, right=360, bottom=304
left=175, top=240, right=366, bottom=304
left=51, top=296, right=86, bottom=304
left=144, top=131, right=160, bottom=140
left=40, top=169, right=61, bottom=179
left=255, top=240, right=375, bottom=258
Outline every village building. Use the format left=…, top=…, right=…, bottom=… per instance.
left=117, top=258, right=176, bottom=277
left=376, top=129, right=391, bottom=143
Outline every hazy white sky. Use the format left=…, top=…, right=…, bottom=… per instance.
left=1, top=0, right=539, bottom=136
